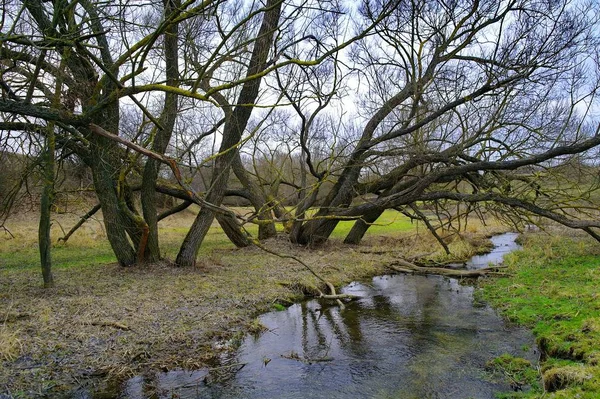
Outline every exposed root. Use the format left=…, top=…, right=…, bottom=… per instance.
left=388, top=258, right=508, bottom=278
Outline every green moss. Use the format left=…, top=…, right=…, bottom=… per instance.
left=480, top=234, right=600, bottom=398
left=271, top=303, right=286, bottom=311
left=486, top=354, right=541, bottom=395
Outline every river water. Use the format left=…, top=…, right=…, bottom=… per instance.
left=114, top=233, right=535, bottom=398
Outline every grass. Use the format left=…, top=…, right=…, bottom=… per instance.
left=479, top=232, right=600, bottom=398
left=0, top=207, right=507, bottom=397
left=0, top=208, right=418, bottom=270
left=330, top=210, right=415, bottom=238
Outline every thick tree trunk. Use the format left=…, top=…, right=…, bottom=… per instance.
left=88, top=90, right=137, bottom=266
left=90, top=141, right=136, bottom=266
left=141, top=0, right=180, bottom=262
left=176, top=0, right=282, bottom=266
left=295, top=165, right=362, bottom=245
left=343, top=209, right=383, bottom=245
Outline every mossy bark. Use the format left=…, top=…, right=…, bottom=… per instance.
left=89, top=134, right=136, bottom=267
left=344, top=209, right=383, bottom=245
left=231, top=153, right=276, bottom=240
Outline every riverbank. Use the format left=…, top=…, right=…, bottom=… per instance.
left=0, top=210, right=500, bottom=398
left=480, top=231, right=600, bottom=398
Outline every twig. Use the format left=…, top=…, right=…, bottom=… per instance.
left=249, top=239, right=349, bottom=307
left=1, top=225, right=14, bottom=238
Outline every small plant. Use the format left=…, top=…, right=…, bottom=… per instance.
left=486, top=354, right=540, bottom=393
left=247, top=318, right=267, bottom=335
left=272, top=303, right=286, bottom=311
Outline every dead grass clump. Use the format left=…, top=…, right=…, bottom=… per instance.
left=543, top=365, right=593, bottom=392
left=0, top=325, right=23, bottom=361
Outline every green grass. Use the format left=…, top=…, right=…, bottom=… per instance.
left=0, top=209, right=414, bottom=270
left=480, top=234, right=600, bottom=398
left=329, top=209, right=415, bottom=238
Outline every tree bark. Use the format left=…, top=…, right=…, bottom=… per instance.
left=39, top=131, right=55, bottom=288
left=216, top=213, right=251, bottom=247
left=141, top=0, right=180, bottom=262
left=89, top=135, right=136, bottom=266
left=231, top=152, right=277, bottom=239
left=343, top=209, right=383, bottom=245
left=176, top=0, right=283, bottom=266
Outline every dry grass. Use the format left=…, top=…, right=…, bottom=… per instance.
left=0, top=326, right=23, bottom=362
left=0, top=209, right=504, bottom=397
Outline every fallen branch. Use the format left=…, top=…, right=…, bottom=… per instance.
left=281, top=352, right=334, bottom=363
left=318, top=293, right=359, bottom=300
left=249, top=239, right=350, bottom=308
left=388, top=258, right=508, bottom=278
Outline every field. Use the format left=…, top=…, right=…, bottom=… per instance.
left=0, top=206, right=416, bottom=270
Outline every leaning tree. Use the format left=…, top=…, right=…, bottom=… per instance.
left=285, top=0, right=600, bottom=246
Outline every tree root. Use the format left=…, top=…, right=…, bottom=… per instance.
left=388, top=258, right=508, bottom=278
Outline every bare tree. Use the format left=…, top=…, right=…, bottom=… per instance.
left=289, top=0, right=600, bottom=245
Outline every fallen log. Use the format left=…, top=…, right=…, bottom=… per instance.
left=388, top=259, right=508, bottom=278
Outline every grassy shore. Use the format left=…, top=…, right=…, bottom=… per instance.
left=480, top=231, right=600, bottom=398
left=1, top=208, right=499, bottom=397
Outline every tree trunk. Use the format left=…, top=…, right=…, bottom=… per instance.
left=89, top=134, right=136, bottom=267
left=216, top=213, right=250, bottom=247
left=232, top=152, right=276, bottom=240
left=343, top=209, right=383, bottom=245
left=39, top=132, right=55, bottom=288
left=295, top=163, right=362, bottom=245
left=176, top=0, right=283, bottom=266
left=140, top=0, right=180, bottom=262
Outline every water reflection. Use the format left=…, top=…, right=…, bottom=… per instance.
left=119, top=234, right=535, bottom=399
left=465, top=233, right=521, bottom=269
